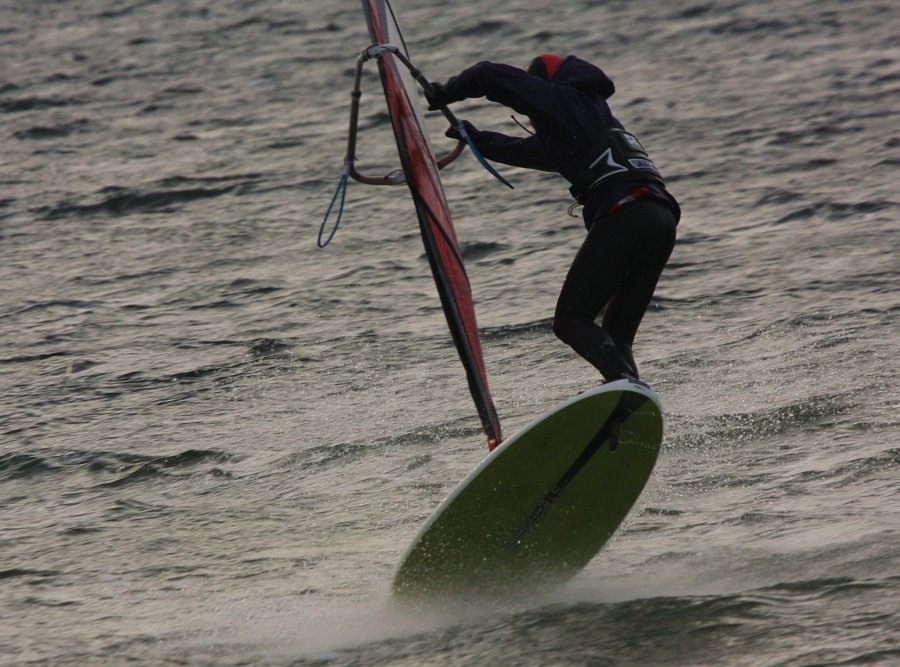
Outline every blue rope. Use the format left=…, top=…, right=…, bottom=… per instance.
left=318, top=164, right=350, bottom=248
left=456, top=122, right=514, bottom=189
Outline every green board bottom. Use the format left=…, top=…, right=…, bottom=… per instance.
left=393, top=379, right=664, bottom=598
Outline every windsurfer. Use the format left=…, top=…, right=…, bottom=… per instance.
left=426, top=54, right=680, bottom=383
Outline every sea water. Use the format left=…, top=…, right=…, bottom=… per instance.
left=1, top=1, right=897, bottom=665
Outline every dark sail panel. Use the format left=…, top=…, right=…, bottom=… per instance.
left=361, top=0, right=503, bottom=448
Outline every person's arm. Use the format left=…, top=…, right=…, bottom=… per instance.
left=432, top=62, right=558, bottom=122
left=449, top=122, right=554, bottom=172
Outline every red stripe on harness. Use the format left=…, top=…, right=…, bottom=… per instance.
left=608, top=186, right=651, bottom=214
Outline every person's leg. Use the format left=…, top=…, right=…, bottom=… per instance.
left=553, top=199, right=676, bottom=381
left=553, top=213, right=635, bottom=381
left=601, top=202, right=677, bottom=350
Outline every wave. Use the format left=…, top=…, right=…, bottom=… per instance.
left=0, top=350, right=72, bottom=365
left=115, top=338, right=293, bottom=389
left=37, top=174, right=263, bottom=220
left=455, top=19, right=511, bottom=37
left=774, top=199, right=898, bottom=225
left=0, top=95, right=81, bottom=113
left=282, top=415, right=482, bottom=474
left=289, top=575, right=899, bottom=667
left=460, top=241, right=507, bottom=261
left=39, top=184, right=235, bottom=219
left=702, top=14, right=836, bottom=39
left=0, top=447, right=241, bottom=486
left=0, top=568, right=59, bottom=581
left=247, top=338, right=292, bottom=358
left=0, top=453, right=54, bottom=479
left=667, top=391, right=852, bottom=451
left=14, top=118, right=93, bottom=140
left=480, top=318, right=550, bottom=342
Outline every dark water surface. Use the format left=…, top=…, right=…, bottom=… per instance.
left=1, top=1, right=898, bottom=665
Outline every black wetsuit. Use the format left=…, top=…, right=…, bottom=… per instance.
left=433, top=56, right=680, bottom=381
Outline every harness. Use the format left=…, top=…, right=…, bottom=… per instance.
left=569, top=129, right=664, bottom=203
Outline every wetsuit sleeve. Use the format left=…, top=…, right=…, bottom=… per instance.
left=441, top=61, right=558, bottom=121
left=469, top=129, right=554, bottom=172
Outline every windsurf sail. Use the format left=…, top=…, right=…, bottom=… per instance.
left=359, top=0, right=503, bottom=448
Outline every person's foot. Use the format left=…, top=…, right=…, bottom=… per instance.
left=617, top=343, right=639, bottom=379
left=597, top=329, right=637, bottom=383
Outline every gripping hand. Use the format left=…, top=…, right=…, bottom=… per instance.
left=445, top=120, right=478, bottom=141
left=425, top=81, right=452, bottom=111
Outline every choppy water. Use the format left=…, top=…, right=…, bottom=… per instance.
left=2, top=0, right=898, bottom=665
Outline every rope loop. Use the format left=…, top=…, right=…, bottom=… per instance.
left=318, top=163, right=351, bottom=248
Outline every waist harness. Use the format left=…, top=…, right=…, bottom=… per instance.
left=569, top=129, right=664, bottom=202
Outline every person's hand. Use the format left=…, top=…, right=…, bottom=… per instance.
left=445, top=120, right=478, bottom=140
left=425, top=81, right=451, bottom=110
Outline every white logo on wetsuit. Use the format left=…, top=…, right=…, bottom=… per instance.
left=629, top=158, right=656, bottom=170
left=587, top=148, right=628, bottom=188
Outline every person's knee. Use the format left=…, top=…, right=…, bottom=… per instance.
left=553, top=308, right=591, bottom=345
left=553, top=307, right=581, bottom=344
left=552, top=312, right=568, bottom=342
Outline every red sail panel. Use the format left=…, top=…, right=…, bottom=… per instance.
left=361, top=0, right=503, bottom=448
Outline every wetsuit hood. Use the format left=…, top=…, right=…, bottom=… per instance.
left=536, top=54, right=616, bottom=100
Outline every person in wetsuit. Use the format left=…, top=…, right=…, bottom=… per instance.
left=426, top=54, right=681, bottom=383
